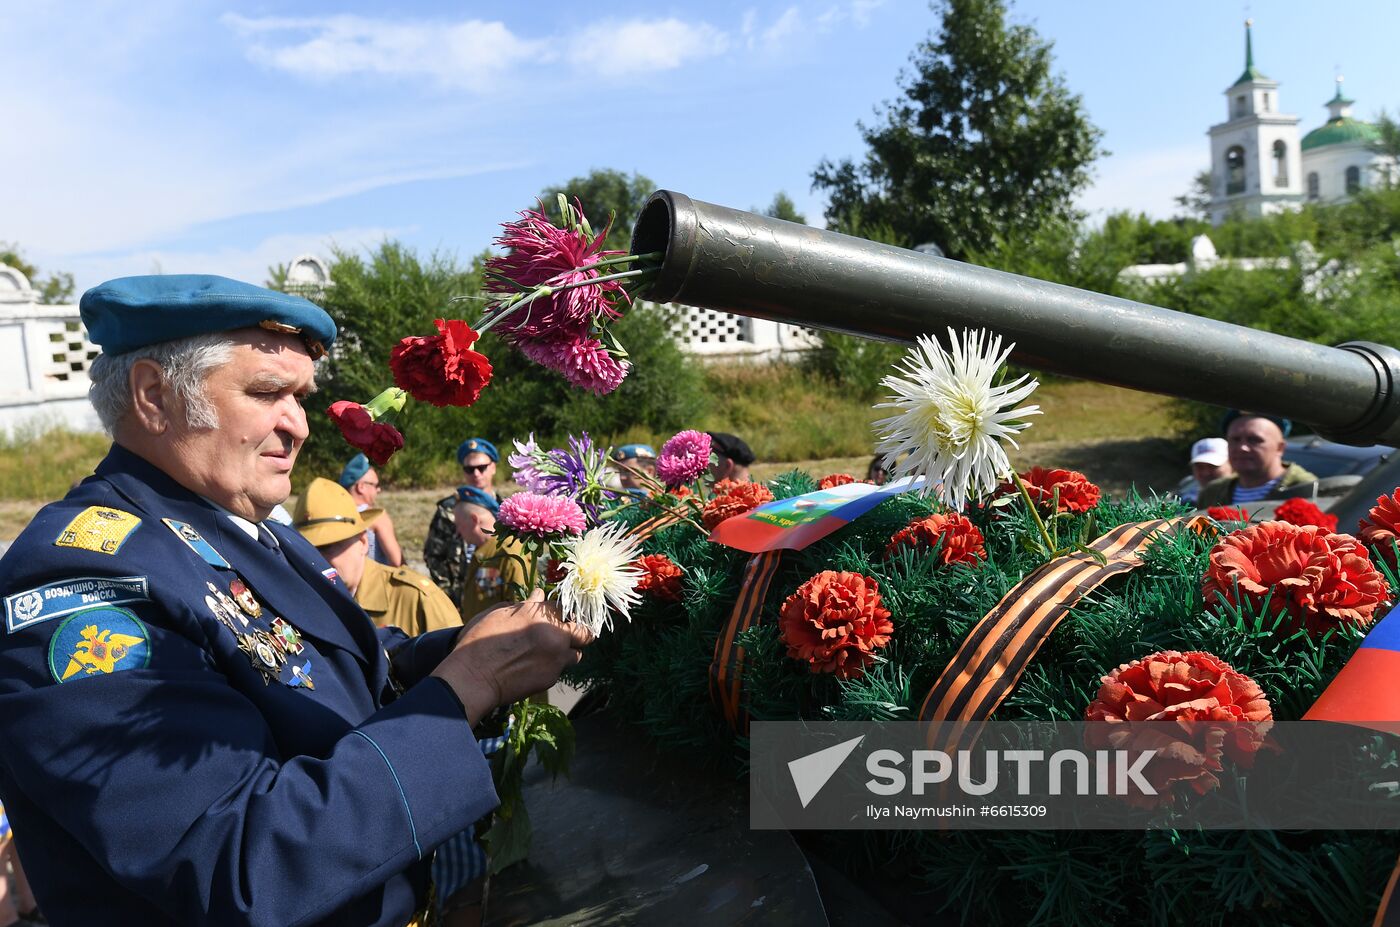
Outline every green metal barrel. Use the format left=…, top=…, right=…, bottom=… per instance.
left=631, top=190, right=1400, bottom=449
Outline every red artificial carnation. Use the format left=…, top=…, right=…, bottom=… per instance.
left=1273, top=498, right=1338, bottom=532
left=1358, top=490, right=1400, bottom=569
left=779, top=571, right=894, bottom=680
left=1005, top=466, right=1101, bottom=514
left=701, top=481, right=775, bottom=530
left=1207, top=506, right=1251, bottom=523
left=885, top=512, right=986, bottom=565
left=818, top=473, right=859, bottom=490
left=389, top=319, right=493, bottom=407
left=635, top=554, right=684, bottom=602
left=327, top=401, right=404, bottom=466
left=1085, top=650, right=1272, bottom=807
left=1202, top=521, right=1392, bottom=635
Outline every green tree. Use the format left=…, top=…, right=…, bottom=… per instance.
left=1173, top=169, right=1214, bottom=221
left=535, top=169, right=656, bottom=252
left=0, top=243, right=75, bottom=303
left=1371, top=111, right=1400, bottom=188
left=292, top=239, right=707, bottom=486
left=811, top=0, right=1103, bottom=258
left=761, top=192, right=807, bottom=224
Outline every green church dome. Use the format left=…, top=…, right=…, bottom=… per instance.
left=1302, top=118, right=1381, bottom=151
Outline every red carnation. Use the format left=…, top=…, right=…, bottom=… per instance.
left=702, top=481, right=775, bottom=530
left=818, top=473, right=859, bottom=490
left=1273, top=498, right=1338, bottom=532
left=885, top=512, right=986, bottom=565
left=1202, top=521, right=1392, bottom=635
left=1358, top=491, right=1400, bottom=569
left=1086, top=650, right=1272, bottom=807
left=1207, top=506, right=1251, bottom=523
left=1004, top=466, right=1101, bottom=514
left=635, top=554, right=684, bottom=602
left=779, top=571, right=893, bottom=680
left=389, top=319, right=493, bottom=407
left=327, top=401, right=403, bottom=467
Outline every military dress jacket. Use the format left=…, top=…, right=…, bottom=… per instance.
left=0, top=445, right=495, bottom=926
left=356, top=560, right=462, bottom=638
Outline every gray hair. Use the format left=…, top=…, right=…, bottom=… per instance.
left=88, top=333, right=237, bottom=433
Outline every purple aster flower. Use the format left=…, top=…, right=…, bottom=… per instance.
left=656, top=430, right=713, bottom=488
left=508, top=434, right=548, bottom=493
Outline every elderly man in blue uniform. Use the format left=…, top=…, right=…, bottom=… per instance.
left=0, top=275, right=591, bottom=926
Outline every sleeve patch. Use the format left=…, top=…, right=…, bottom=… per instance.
left=4, top=576, right=150, bottom=633
left=46, top=606, right=151, bottom=683
left=53, top=507, right=142, bottom=555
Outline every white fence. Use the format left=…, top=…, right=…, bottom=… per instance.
left=0, top=266, right=100, bottom=434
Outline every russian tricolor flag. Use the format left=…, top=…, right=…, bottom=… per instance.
left=1304, top=602, right=1400, bottom=735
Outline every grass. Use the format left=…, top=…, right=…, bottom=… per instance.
left=0, top=366, right=1187, bottom=545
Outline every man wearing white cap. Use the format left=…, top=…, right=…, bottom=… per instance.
left=1182, top=437, right=1232, bottom=504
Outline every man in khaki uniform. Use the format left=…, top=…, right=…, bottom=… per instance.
left=453, top=486, right=530, bottom=619
left=294, top=478, right=461, bottom=636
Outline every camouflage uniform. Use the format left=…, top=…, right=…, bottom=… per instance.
left=423, top=494, right=471, bottom=606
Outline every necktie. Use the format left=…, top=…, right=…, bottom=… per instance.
left=257, top=525, right=283, bottom=557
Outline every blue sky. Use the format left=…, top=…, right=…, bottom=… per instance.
left=4, top=0, right=1398, bottom=295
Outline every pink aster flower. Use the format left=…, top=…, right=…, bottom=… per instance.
left=484, top=205, right=628, bottom=339
left=498, top=492, right=587, bottom=539
left=518, top=336, right=630, bottom=395
left=656, top=430, right=712, bottom=488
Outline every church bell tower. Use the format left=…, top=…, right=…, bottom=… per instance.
left=1207, top=20, right=1304, bottom=224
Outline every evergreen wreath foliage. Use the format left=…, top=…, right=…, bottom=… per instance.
left=568, top=474, right=1400, bottom=924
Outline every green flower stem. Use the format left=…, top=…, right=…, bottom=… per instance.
left=586, top=251, right=664, bottom=270
left=473, top=267, right=660, bottom=337
left=1009, top=470, right=1057, bottom=556
left=363, top=387, right=407, bottom=420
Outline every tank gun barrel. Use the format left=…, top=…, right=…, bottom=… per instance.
left=630, top=190, right=1400, bottom=447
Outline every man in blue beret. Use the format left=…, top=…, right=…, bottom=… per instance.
left=425, top=438, right=500, bottom=605
left=0, top=275, right=592, bottom=925
left=337, top=453, right=403, bottom=567
left=610, top=443, right=656, bottom=494
left=1196, top=409, right=1318, bottom=508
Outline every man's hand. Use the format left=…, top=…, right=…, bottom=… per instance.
left=431, top=589, right=593, bottom=724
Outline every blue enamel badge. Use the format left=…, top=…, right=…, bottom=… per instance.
left=46, top=607, right=151, bottom=684
left=161, top=519, right=231, bottom=569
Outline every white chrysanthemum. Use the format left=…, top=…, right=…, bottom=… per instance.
left=873, top=328, right=1040, bottom=510
left=555, top=523, right=644, bottom=635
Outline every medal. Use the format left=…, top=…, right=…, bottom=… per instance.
left=229, top=579, right=263, bottom=619
left=237, top=629, right=285, bottom=684
left=289, top=659, right=315, bottom=690
left=270, top=617, right=304, bottom=655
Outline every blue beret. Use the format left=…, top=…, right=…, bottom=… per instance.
left=337, top=453, right=370, bottom=488
left=80, top=274, right=336, bottom=359
left=455, top=485, right=499, bottom=515
left=456, top=438, right=498, bottom=464
left=1221, top=409, right=1292, bottom=438
left=611, top=444, right=656, bottom=461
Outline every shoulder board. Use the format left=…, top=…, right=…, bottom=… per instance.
left=53, top=506, right=142, bottom=555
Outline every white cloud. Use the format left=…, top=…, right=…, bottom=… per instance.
left=57, top=226, right=411, bottom=297
left=1077, top=145, right=1207, bottom=220
left=569, top=19, right=730, bottom=78
left=225, top=12, right=731, bottom=87
left=222, top=14, right=547, bottom=92
left=744, top=1, right=885, bottom=54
